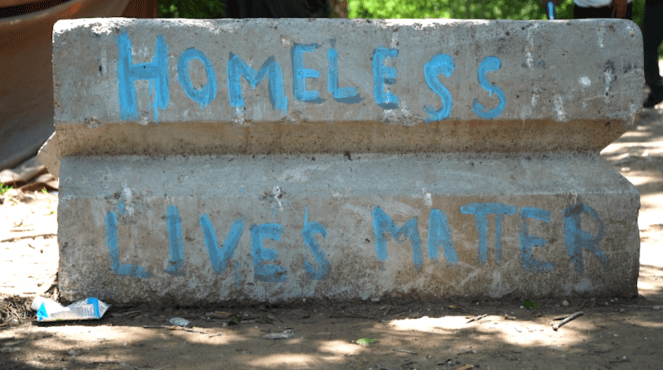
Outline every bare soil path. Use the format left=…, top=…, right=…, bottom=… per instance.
left=2, top=109, right=663, bottom=370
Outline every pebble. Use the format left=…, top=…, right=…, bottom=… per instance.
left=562, top=300, right=569, bottom=306
left=653, top=306, right=661, bottom=310
left=168, top=317, right=190, bottom=327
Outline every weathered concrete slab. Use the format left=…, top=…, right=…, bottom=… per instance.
left=58, top=153, right=639, bottom=303
left=53, top=18, right=643, bottom=303
left=53, top=18, right=643, bottom=157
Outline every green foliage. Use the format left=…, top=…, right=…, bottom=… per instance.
left=158, top=0, right=225, bottom=18
left=0, top=183, right=12, bottom=196
left=356, top=338, right=379, bottom=345
left=349, top=0, right=552, bottom=20
left=348, top=0, right=659, bottom=54
left=348, top=0, right=648, bottom=24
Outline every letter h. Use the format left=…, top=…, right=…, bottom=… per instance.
left=115, top=30, right=169, bottom=124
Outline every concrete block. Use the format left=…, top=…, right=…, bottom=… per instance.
left=58, top=153, right=639, bottom=303
left=53, top=18, right=642, bottom=303
left=53, top=18, right=643, bottom=156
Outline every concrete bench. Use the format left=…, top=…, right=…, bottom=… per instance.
left=52, top=18, right=642, bottom=304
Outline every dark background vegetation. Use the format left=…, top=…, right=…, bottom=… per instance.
left=156, top=0, right=660, bottom=56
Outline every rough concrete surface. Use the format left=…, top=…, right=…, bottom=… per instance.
left=52, top=18, right=643, bottom=304
left=58, top=153, right=639, bottom=303
left=52, top=18, right=643, bottom=155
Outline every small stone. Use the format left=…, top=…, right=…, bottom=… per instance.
left=371, top=298, right=380, bottom=302
left=168, top=317, right=190, bottom=327
left=653, top=306, right=661, bottom=310
left=619, top=309, right=625, bottom=312
left=562, top=300, right=569, bottom=306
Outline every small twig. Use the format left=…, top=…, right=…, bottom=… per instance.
left=620, top=304, right=661, bottom=308
left=577, top=300, right=586, bottom=311
left=142, top=325, right=206, bottom=334
left=552, top=311, right=583, bottom=331
left=329, top=314, right=379, bottom=321
left=458, top=349, right=477, bottom=355
left=466, top=314, right=487, bottom=323
left=392, top=348, right=417, bottom=355
left=504, top=313, right=517, bottom=320
left=376, top=365, right=395, bottom=370
left=111, top=310, right=141, bottom=317
left=383, top=306, right=391, bottom=317
left=1, top=233, right=56, bottom=242
left=182, top=327, right=206, bottom=334
left=143, top=325, right=172, bottom=329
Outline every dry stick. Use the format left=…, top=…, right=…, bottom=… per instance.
left=620, top=304, right=661, bottom=308
left=142, top=325, right=207, bottom=334
left=552, top=311, right=583, bottom=331
left=1, top=233, right=56, bottom=242
left=376, top=365, right=395, bottom=370
left=392, top=348, right=418, bottom=355
left=329, top=314, right=379, bottom=321
left=466, top=314, right=487, bottom=323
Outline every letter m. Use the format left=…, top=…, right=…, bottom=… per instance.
left=372, top=206, right=423, bottom=269
left=227, top=53, right=287, bottom=114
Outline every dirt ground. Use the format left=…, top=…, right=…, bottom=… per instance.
left=2, top=109, right=663, bottom=370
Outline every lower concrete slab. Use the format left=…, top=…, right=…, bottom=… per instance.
left=57, top=153, right=639, bottom=304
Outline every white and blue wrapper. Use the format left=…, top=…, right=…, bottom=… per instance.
left=31, top=296, right=110, bottom=322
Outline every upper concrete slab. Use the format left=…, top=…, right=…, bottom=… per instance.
left=53, top=18, right=643, bottom=155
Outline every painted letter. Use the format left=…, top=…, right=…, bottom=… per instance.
left=292, top=43, right=324, bottom=103
left=424, top=54, right=454, bottom=123
left=177, top=48, right=217, bottom=110
left=372, top=206, right=423, bottom=269
left=460, top=203, right=517, bottom=265
left=519, top=207, right=554, bottom=273
left=199, top=215, right=244, bottom=274
left=115, top=30, right=169, bottom=124
left=327, top=41, right=361, bottom=103
left=472, top=56, right=506, bottom=119
left=302, top=207, right=330, bottom=280
left=564, top=203, right=608, bottom=273
left=227, top=54, right=287, bottom=114
left=372, top=47, right=400, bottom=109
left=105, top=211, right=150, bottom=278
left=250, top=223, right=286, bottom=282
left=427, top=209, right=458, bottom=264
left=166, top=205, right=185, bottom=276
